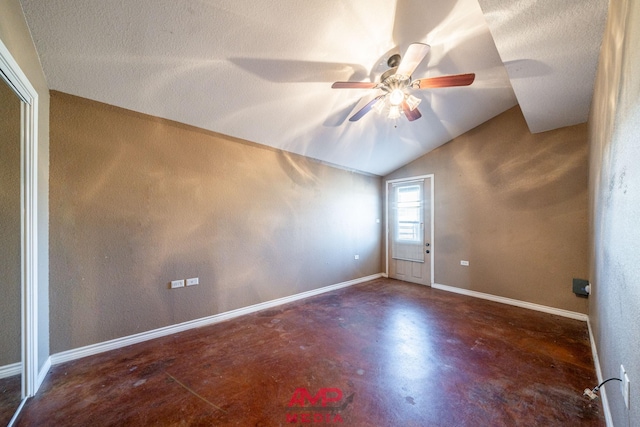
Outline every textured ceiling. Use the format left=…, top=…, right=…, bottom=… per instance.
left=19, top=0, right=607, bottom=176
left=477, top=0, right=609, bottom=133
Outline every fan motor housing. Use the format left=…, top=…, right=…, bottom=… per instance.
left=387, top=53, right=401, bottom=68
left=380, top=67, right=398, bottom=84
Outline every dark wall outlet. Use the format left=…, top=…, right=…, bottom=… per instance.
left=572, top=278, right=590, bottom=297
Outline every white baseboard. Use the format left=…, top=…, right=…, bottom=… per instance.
left=0, top=362, right=21, bottom=379
left=35, top=357, right=51, bottom=392
left=0, top=358, right=50, bottom=397
left=587, top=319, right=613, bottom=427
left=431, top=283, right=588, bottom=321
left=50, top=273, right=383, bottom=366
left=431, top=284, right=611, bottom=421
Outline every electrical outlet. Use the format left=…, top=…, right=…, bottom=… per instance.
left=460, top=260, right=469, bottom=266
left=170, top=279, right=185, bottom=289
left=621, top=365, right=630, bottom=409
left=186, top=277, right=199, bottom=286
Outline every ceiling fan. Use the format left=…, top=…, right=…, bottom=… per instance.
left=332, top=43, right=475, bottom=122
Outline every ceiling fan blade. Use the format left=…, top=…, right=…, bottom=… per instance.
left=402, top=101, right=422, bottom=121
left=332, top=82, right=378, bottom=89
left=413, top=73, right=476, bottom=89
left=349, top=96, right=384, bottom=122
left=396, top=43, right=430, bottom=78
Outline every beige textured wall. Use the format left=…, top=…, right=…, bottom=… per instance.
left=589, top=0, right=640, bottom=424
left=49, top=92, right=382, bottom=353
left=0, top=78, right=21, bottom=366
left=0, top=0, right=50, bottom=372
left=386, top=106, right=589, bottom=313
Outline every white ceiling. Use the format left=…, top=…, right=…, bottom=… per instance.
left=19, top=0, right=607, bottom=176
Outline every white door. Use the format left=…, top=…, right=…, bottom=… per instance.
left=388, top=177, right=432, bottom=286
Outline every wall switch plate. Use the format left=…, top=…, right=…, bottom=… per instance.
left=460, top=260, right=469, bottom=266
left=354, top=255, right=359, bottom=260
left=621, top=364, right=630, bottom=409
left=170, top=279, right=185, bottom=289
left=186, top=277, right=199, bottom=286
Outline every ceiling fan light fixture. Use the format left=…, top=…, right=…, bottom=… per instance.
left=406, top=94, right=421, bottom=111
left=389, top=89, right=405, bottom=106
left=331, top=43, right=474, bottom=123
left=388, top=105, right=401, bottom=119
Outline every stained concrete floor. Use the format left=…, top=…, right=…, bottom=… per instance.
left=0, top=374, right=21, bottom=426
left=15, top=278, right=604, bottom=426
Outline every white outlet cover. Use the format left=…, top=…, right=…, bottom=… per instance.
left=621, top=364, right=630, bottom=409
left=186, top=277, right=199, bottom=286
left=170, top=279, right=185, bottom=289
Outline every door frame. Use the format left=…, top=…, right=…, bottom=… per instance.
left=385, top=174, right=434, bottom=286
left=0, top=37, right=40, bottom=408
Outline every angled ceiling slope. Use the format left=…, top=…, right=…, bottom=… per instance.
left=478, top=0, right=608, bottom=133
left=19, top=0, right=605, bottom=175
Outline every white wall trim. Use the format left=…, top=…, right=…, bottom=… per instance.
left=432, top=283, right=588, bottom=321
left=0, top=362, right=21, bottom=379
left=587, top=318, right=613, bottom=427
left=50, top=274, right=383, bottom=366
left=35, top=357, right=51, bottom=392
left=0, top=37, right=40, bottom=402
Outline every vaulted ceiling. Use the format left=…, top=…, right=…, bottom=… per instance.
left=20, top=0, right=608, bottom=176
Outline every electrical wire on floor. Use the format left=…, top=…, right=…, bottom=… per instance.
left=583, top=377, right=621, bottom=400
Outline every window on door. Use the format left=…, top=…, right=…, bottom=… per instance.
left=396, top=185, right=422, bottom=242
left=391, top=181, right=424, bottom=262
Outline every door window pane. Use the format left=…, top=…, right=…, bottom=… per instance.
left=396, top=185, right=422, bottom=242
left=391, top=182, right=424, bottom=262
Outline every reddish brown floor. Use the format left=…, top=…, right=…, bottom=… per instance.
left=0, top=374, right=21, bottom=426
left=16, top=278, right=604, bottom=426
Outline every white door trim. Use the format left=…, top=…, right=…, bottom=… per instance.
left=0, top=37, right=40, bottom=404
left=385, top=174, right=434, bottom=286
